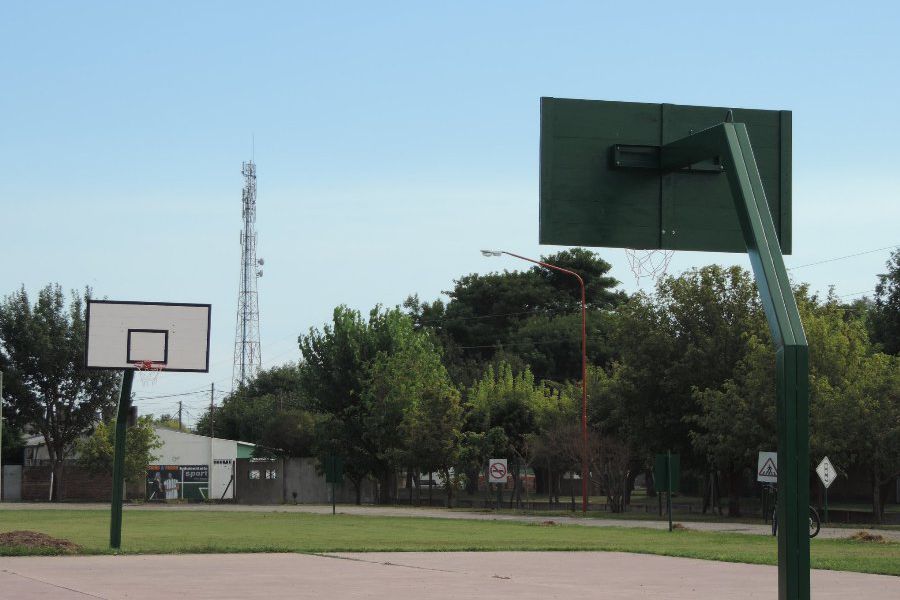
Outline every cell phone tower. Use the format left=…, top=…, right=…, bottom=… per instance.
left=232, top=160, right=263, bottom=391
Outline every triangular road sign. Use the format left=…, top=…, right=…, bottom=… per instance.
left=757, top=451, right=778, bottom=483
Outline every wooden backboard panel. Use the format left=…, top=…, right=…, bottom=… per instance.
left=539, top=98, right=791, bottom=253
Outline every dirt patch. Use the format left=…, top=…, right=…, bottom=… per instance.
left=672, top=523, right=690, bottom=531
left=539, top=520, right=559, bottom=526
left=0, top=530, right=82, bottom=554
left=847, top=531, right=886, bottom=543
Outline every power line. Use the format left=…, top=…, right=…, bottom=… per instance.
left=787, top=244, right=899, bottom=271
left=834, top=289, right=876, bottom=299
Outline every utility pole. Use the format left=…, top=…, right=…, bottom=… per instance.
left=177, top=401, right=182, bottom=431
left=209, top=383, right=215, bottom=501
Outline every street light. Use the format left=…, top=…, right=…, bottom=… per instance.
left=480, top=249, right=589, bottom=514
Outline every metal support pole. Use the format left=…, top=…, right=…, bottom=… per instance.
left=110, top=369, right=134, bottom=549
left=824, top=485, right=828, bottom=524
left=666, top=450, right=673, bottom=532
left=332, top=480, right=336, bottom=515
left=662, top=122, right=810, bottom=600
left=0, top=371, right=4, bottom=503
left=209, top=383, right=214, bottom=501
left=0, top=371, right=4, bottom=502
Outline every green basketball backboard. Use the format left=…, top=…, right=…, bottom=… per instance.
left=539, top=98, right=791, bottom=253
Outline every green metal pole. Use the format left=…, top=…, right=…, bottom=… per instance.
left=109, top=370, right=134, bottom=550
left=663, top=122, right=810, bottom=600
left=666, top=451, right=673, bottom=532
left=824, top=485, right=828, bottom=524
left=332, top=480, right=336, bottom=515
left=0, top=371, right=4, bottom=503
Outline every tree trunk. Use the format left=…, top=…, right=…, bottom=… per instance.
left=872, top=476, right=883, bottom=525
left=513, top=459, right=522, bottom=509
left=352, top=477, right=362, bottom=505
left=418, top=470, right=424, bottom=505
left=726, top=467, right=741, bottom=517
left=443, top=469, right=453, bottom=508
left=624, top=467, right=639, bottom=508
left=407, top=469, right=413, bottom=505
left=50, top=459, right=62, bottom=502
left=646, top=467, right=656, bottom=498
left=378, top=471, right=394, bottom=504
left=570, top=473, right=576, bottom=511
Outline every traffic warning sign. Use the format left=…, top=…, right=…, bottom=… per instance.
left=757, top=451, right=778, bottom=483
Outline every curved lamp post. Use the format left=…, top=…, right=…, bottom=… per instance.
left=481, top=249, right=589, bottom=513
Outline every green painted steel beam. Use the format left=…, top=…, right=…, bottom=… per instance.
left=662, top=123, right=810, bottom=600
left=109, top=369, right=134, bottom=550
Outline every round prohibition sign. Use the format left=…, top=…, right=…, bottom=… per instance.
left=490, top=462, right=507, bottom=480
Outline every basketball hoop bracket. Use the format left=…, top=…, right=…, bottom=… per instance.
left=613, top=144, right=724, bottom=173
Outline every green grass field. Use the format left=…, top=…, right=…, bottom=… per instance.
left=1, top=509, right=898, bottom=576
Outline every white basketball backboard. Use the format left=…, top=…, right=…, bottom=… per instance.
left=85, top=301, right=211, bottom=372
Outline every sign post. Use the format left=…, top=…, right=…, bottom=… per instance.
left=654, top=452, right=680, bottom=531
left=324, top=455, right=343, bottom=515
left=815, top=457, right=837, bottom=524
left=488, top=459, right=507, bottom=510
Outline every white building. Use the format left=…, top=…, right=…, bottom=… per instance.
left=147, top=428, right=256, bottom=501
left=21, top=427, right=256, bottom=502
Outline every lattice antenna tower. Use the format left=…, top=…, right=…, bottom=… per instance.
left=232, top=160, right=263, bottom=391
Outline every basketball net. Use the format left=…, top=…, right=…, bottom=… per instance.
left=624, top=248, right=675, bottom=285
left=134, top=360, right=164, bottom=386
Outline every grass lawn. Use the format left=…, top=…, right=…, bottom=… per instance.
left=1, top=509, right=898, bottom=576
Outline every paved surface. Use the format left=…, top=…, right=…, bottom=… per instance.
left=1, top=551, right=897, bottom=599
left=3, top=502, right=898, bottom=541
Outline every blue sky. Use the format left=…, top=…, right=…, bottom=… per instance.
left=2, top=2, right=898, bottom=424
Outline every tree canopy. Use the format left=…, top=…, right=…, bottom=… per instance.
left=0, top=284, right=120, bottom=499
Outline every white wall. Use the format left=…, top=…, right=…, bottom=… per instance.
left=152, top=428, right=238, bottom=500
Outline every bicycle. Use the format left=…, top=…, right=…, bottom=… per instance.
left=769, top=488, right=820, bottom=538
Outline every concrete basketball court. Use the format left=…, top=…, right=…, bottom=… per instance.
left=1, top=552, right=897, bottom=599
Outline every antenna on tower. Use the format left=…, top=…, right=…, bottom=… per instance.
left=232, top=159, right=262, bottom=391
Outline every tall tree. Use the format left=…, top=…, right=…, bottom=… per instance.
left=195, top=364, right=308, bottom=451
left=408, top=248, right=624, bottom=385
left=0, top=285, right=120, bottom=499
left=76, top=415, right=162, bottom=485
left=802, top=293, right=900, bottom=523
left=871, top=249, right=900, bottom=355
left=299, top=305, right=457, bottom=504
left=467, top=362, right=566, bottom=506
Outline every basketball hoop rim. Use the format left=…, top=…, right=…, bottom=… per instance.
left=131, top=359, right=166, bottom=372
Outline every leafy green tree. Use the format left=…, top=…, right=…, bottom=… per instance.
left=299, top=305, right=458, bottom=504
left=871, top=249, right=900, bottom=355
left=1, top=417, right=24, bottom=466
left=689, top=335, right=777, bottom=516
left=467, top=362, right=566, bottom=506
left=152, top=413, right=189, bottom=432
left=363, top=314, right=461, bottom=503
left=389, top=333, right=464, bottom=506
left=592, top=266, right=765, bottom=510
left=802, top=294, right=900, bottom=522
left=195, top=364, right=309, bottom=452
left=0, top=285, right=121, bottom=500
left=407, top=249, right=623, bottom=385
left=76, top=415, right=162, bottom=485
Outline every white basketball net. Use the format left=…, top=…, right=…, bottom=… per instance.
left=134, top=360, right=164, bottom=386
left=625, top=248, right=675, bottom=284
